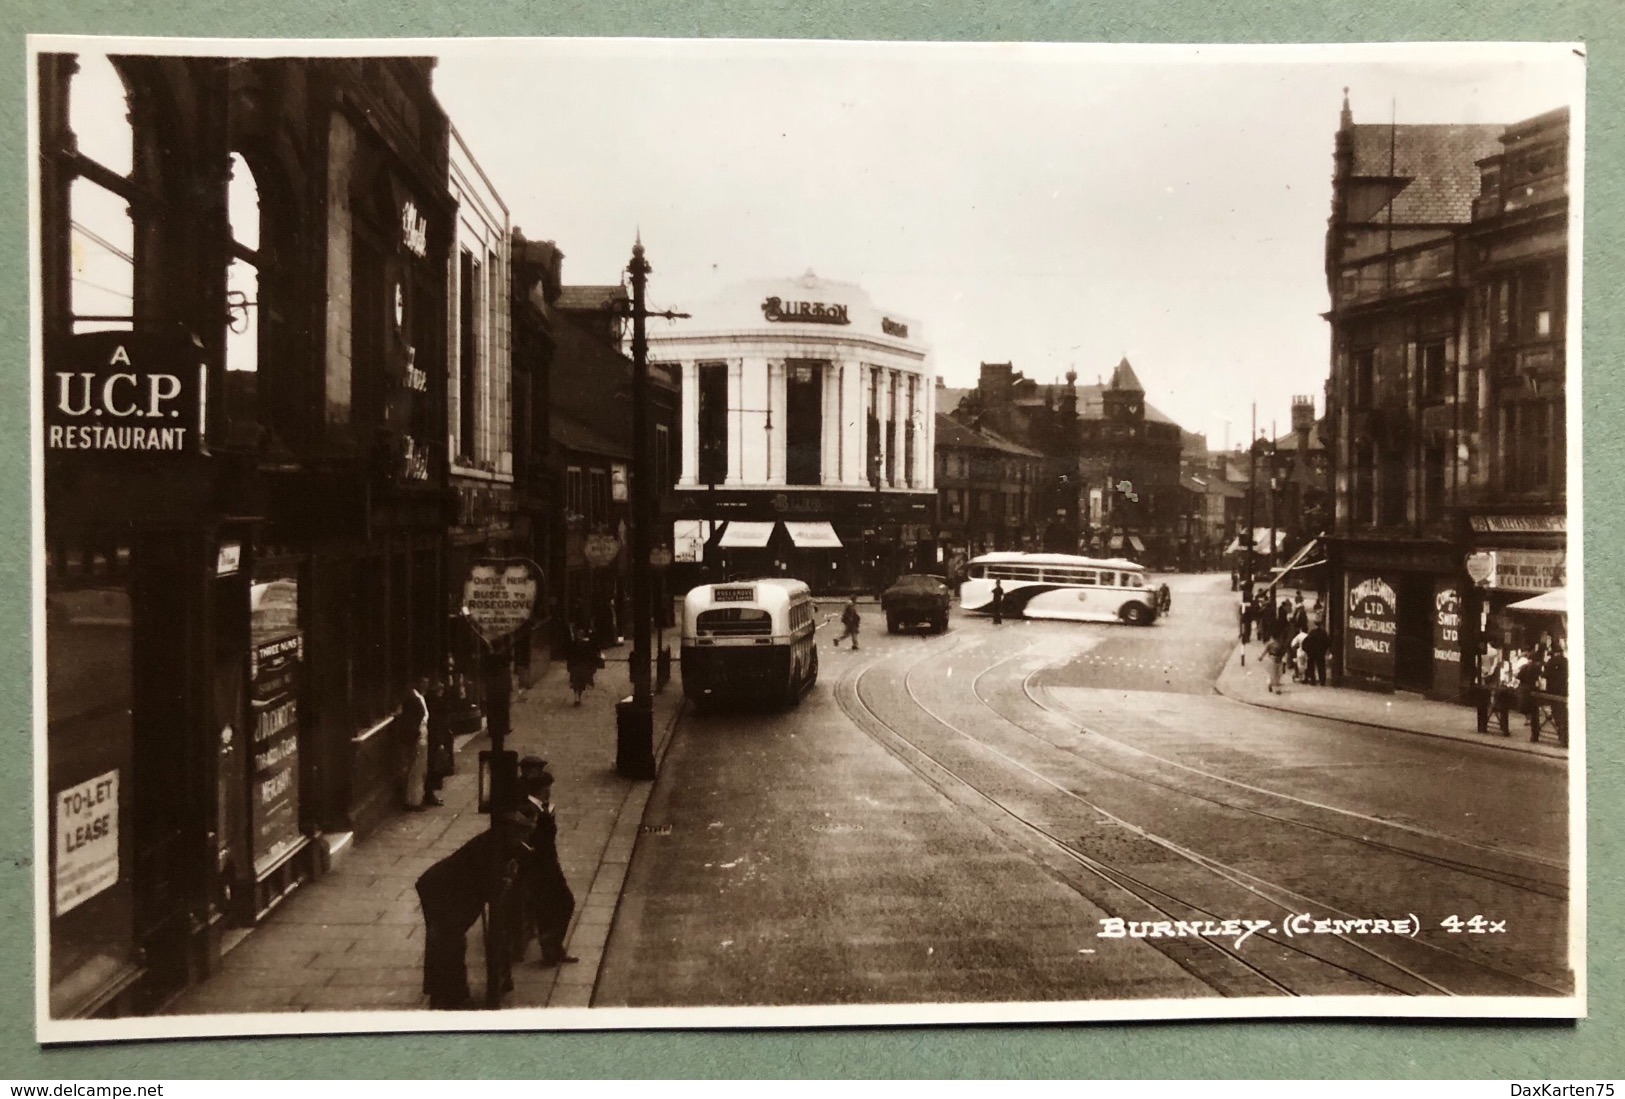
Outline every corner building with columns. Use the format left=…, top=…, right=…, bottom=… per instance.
left=650, top=273, right=936, bottom=594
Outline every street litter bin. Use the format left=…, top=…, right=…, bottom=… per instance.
left=615, top=696, right=657, bottom=780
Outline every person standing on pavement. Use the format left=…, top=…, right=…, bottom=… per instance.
left=991, top=579, right=1006, bottom=626
left=1263, top=632, right=1287, bottom=694
left=1302, top=621, right=1331, bottom=686
left=1542, top=640, right=1569, bottom=747
left=833, top=595, right=863, bottom=649
left=518, top=760, right=579, bottom=968
left=414, top=803, right=538, bottom=1009
left=1238, top=595, right=1253, bottom=644
left=424, top=677, right=454, bottom=804
left=1516, top=644, right=1545, bottom=737
left=1292, top=593, right=1309, bottom=636
left=398, top=676, right=437, bottom=810
left=1492, top=646, right=1524, bottom=736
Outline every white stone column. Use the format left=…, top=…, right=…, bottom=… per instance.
left=766, top=358, right=786, bottom=486
left=679, top=360, right=699, bottom=486
left=730, top=359, right=746, bottom=486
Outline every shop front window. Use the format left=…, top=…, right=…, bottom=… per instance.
left=68, top=56, right=134, bottom=333
left=224, top=154, right=261, bottom=435
left=45, top=538, right=135, bottom=1016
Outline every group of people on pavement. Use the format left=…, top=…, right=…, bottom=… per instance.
left=1242, top=587, right=1331, bottom=695
left=412, top=755, right=580, bottom=1010
left=1479, top=635, right=1569, bottom=747
left=397, top=672, right=455, bottom=812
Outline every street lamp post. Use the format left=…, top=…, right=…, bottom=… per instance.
left=614, top=236, right=686, bottom=780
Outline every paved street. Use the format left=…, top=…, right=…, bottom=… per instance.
left=597, top=574, right=1572, bottom=1006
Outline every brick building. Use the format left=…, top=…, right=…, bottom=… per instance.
left=933, top=412, right=1045, bottom=573
left=1322, top=95, right=1570, bottom=697
left=943, top=358, right=1187, bottom=564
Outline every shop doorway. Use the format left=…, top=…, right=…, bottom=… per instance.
left=1395, top=573, right=1434, bottom=691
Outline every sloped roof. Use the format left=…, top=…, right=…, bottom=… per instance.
left=551, top=409, right=629, bottom=460
left=1109, top=357, right=1145, bottom=393
left=1273, top=423, right=1327, bottom=452
left=1349, top=123, right=1504, bottom=224
left=556, top=284, right=628, bottom=312
left=934, top=413, right=1044, bottom=457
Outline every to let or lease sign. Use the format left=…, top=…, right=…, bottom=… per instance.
left=55, top=769, right=119, bottom=916
left=463, top=559, right=540, bottom=643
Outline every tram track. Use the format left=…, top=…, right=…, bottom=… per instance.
left=836, top=632, right=1570, bottom=999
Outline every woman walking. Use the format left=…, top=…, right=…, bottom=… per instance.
left=1264, top=633, right=1287, bottom=694
left=564, top=623, right=604, bottom=706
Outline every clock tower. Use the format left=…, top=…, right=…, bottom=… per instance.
left=1103, top=356, right=1146, bottom=422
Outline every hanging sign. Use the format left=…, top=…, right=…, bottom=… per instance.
left=1465, top=551, right=1497, bottom=586
left=46, top=331, right=205, bottom=457
left=462, top=558, right=540, bottom=644
left=1345, top=573, right=1398, bottom=679
left=583, top=533, right=621, bottom=569
left=54, top=769, right=120, bottom=916
left=401, top=201, right=429, bottom=258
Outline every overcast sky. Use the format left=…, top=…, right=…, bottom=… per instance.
left=434, top=41, right=1582, bottom=449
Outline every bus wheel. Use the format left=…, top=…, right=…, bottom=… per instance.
left=1121, top=603, right=1150, bottom=627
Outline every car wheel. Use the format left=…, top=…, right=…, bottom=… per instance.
left=935, top=615, right=948, bottom=633
left=1121, top=603, right=1149, bottom=627
left=887, top=613, right=899, bottom=634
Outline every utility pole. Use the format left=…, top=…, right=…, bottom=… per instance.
left=1245, top=402, right=1257, bottom=597
left=1268, top=418, right=1279, bottom=578
left=615, top=236, right=686, bottom=780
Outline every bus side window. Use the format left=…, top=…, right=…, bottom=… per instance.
left=1098, top=572, right=1117, bottom=587
left=1075, top=571, right=1097, bottom=586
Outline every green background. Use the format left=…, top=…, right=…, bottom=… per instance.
left=2, top=0, right=1619, bottom=1079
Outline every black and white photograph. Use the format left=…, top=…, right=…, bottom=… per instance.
left=29, top=36, right=1584, bottom=1041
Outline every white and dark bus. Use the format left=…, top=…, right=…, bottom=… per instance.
left=960, top=552, right=1160, bottom=626
left=680, top=579, right=820, bottom=708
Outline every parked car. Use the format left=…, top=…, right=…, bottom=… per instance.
left=881, top=574, right=952, bottom=634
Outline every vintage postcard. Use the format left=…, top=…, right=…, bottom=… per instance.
left=29, top=36, right=1584, bottom=1042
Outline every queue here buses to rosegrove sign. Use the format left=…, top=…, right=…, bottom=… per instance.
left=462, top=559, right=539, bottom=644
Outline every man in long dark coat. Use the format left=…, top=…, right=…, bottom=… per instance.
left=415, top=805, right=536, bottom=1009
left=520, top=762, right=578, bottom=967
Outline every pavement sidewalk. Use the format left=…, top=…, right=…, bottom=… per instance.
left=166, top=643, right=682, bottom=1017
left=1214, top=639, right=1568, bottom=760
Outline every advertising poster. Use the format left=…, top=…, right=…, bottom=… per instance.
left=1432, top=581, right=1462, bottom=690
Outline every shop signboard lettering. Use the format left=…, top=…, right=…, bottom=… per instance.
left=401, top=201, right=428, bottom=258
left=583, top=533, right=621, bottom=569
left=881, top=317, right=910, bottom=338
left=1432, top=582, right=1461, bottom=687
left=250, top=632, right=303, bottom=875
left=462, top=558, right=539, bottom=643
left=761, top=296, right=851, bottom=325
left=54, top=769, right=119, bottom=915
left=1345, top=573, right=1397, bottom=679
left=1469, top=514, right=1565, bottom=535
left=1486, top=548, right=1564, bottom=593
left=249, top=576, right=303, bottom=876
left=47, top=331, right=204, bottom=456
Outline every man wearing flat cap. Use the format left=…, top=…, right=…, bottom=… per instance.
left=518, top=757, right=578, bottom=966
left=414, top=802, right=538, bottom=1009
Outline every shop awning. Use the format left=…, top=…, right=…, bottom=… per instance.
left=717, top=521, right=775, bottom=549
left=1258, top=536, right=1322, bottom=597
left=1506, top=587, right=1567, bottom=616
left=673, top=519, right=712, bottom=563
left=783, top=521, right=843, bottom=549
left=1127, top=534, right=1146, bottom=553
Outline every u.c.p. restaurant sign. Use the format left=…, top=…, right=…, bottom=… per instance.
left=46, top=331, right=205, bottom=456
